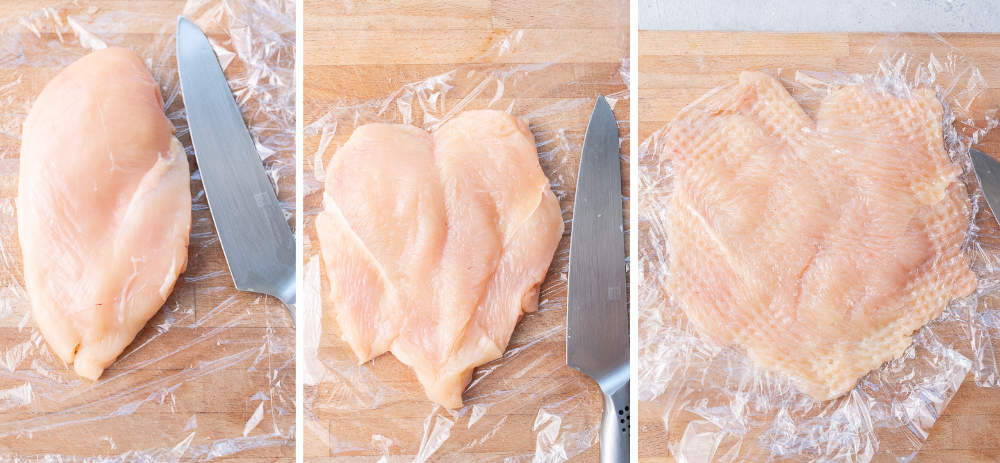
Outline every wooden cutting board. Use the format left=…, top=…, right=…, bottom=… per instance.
left=0, top=2, right=295, bottom=460
left=639, top=31, right=1000, bottom=463
left=302, top=0, right=627, bottom=461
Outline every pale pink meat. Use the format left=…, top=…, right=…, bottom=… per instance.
left=18, top=48, right=191, bottom=380
left=663, top=71, right=975, bottom=400
left=317, top=110, right=563, bottom=408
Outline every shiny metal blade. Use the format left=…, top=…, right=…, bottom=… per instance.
left=972, top=148, right=1000, bottom=229
left=566, top=96, right=627, bottom=390
left=176, top=17, right=296, bottom=312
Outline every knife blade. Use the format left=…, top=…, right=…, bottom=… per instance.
left=972, top=148, right=1000, bottom=229
left=567, top=96, right=628, bottom=462
left=176, top=17, right=296, bottom=319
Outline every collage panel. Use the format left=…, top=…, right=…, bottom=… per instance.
left=301, top=0, right=629, bottom=461
left=0, top=0, right=295, bottom=460
left=637, top=3, right=1000, bottom=462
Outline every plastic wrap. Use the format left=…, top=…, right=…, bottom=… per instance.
left=0, top=1, right=294, bottom=459
left=301, top=10, right=629, bottom=461
left=638, top=34, right=1000, bottom=462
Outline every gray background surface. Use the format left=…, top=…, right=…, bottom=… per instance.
left=639, top=0, right=1000, bottom=32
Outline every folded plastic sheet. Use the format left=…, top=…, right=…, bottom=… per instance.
left=0, top=1, right=294, bottom=459
left=638, top=35, right=1000, bottom=462
left=301, top=15, right=629, bottom=463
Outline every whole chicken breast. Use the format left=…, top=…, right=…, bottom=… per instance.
left=18, top=47, right=191, bottom=380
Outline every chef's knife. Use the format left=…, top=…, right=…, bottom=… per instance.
left=176, top=17, right=296, bottom=320
left=972, top=148, right=1000, bottom=229
left=567, top=96, right=629, bottom=462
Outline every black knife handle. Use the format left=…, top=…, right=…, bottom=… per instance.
left=601, top=379, right=630, bottom=462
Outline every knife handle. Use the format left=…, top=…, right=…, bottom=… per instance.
left=601, top=379, right=630, bottom=463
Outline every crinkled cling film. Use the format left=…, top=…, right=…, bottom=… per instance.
left=302, top=11, right=629, bottom=462
left=0, top=1, right=294, bottom=460
left=638, top=35, right=1000, bottom=462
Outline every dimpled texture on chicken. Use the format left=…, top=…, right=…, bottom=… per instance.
left=663, top=71, right=976, bottom=400
left=18, top=48, right=191, bottom=380
left=317, top=110, right=564, bottom=408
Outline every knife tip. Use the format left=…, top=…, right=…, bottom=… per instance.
left=177, top=15, right=196, bottom=31
left=593, top=94, right=614, bottom=118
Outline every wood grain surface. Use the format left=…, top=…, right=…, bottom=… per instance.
left=302, top=1, right=627, bottom=461
left=638, top=31, right=1000, bottom=463
left=0, top=1, right=294, bottom=460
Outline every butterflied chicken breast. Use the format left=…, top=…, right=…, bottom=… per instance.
left=317, top=110, right=564, bottom=408
left=18, top=47, right=191, bottom=380
left=663, top=71, right=975, bottom=400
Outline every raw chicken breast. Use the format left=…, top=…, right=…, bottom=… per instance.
left=18, top=48, right=191, bottom=380
left=663, top=71, right=975, bottom=400
left=317, top=110, right=564, bottom=408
